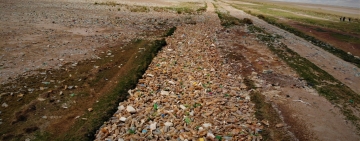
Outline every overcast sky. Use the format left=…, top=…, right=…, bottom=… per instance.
left=273, top=0, right=360, bottom=8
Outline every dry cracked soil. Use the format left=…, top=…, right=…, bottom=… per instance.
left=1, top=0, right=360, bottom=141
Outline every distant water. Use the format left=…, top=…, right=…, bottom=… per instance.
left=273, top=0, right=360, bottom=8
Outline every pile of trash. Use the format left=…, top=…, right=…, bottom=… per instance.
left=95, top=13, right=263, bottom=141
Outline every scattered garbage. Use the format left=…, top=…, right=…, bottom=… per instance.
left=95, top=16, right=262, bottom=140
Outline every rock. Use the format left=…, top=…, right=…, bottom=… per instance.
left=88, top=108, right=93, bottom=112
left=1, top=103, right=8, bottom=108
left=126, top=105, right=136, bottom=113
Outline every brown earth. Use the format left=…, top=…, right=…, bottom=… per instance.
left=1, top=0, right=360, bottom=140
left=0, top=0, right=204, bottom=140
left=217, top=0, right=360, bottom=140
left=287, top=22, right=360, bottom=56
left=216, top=24, right=359, bottom=141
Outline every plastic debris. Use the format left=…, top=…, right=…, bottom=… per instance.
left=126, top=105, right=136, bottom=113
left=119, top=117, right=126, bottom=122
left=94, top=13, right=261, bottom=141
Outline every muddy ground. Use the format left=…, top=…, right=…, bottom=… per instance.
left=1, top=0, right=360, bottom=140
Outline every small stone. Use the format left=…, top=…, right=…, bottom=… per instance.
left=120, top=117, right=126, bottom=122
left=42, top=116, right=47, bottom=119
left=88, top=108, right=93, bottom=112
left=1, top=103, right=8, bottom=108
left=126, top=105, right=136, bottom=113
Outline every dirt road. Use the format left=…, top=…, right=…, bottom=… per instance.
left=220, top=1, right=360, bottom=95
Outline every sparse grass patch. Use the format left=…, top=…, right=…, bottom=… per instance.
left=196, top=3, right=207, bottom=13
left=212, top=3, right=218, bottom=9
left=94, top=1, right=117, bottom=7
left=0, top=27, right=175, bottom=140
left=59, top=39, right=167, bottom=141
left=169, top=7, right=195, bottom=14
left=250, top=91, right=294, bottom=140
left=130, top=6, right=149, bottom=12
left=163, top=27, right=177, bottom=37
left=216, top=11, right=252, bottom=28
left=231, top=4, right=360, bottom=68
left=253, top=25, right=360, bottom=132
